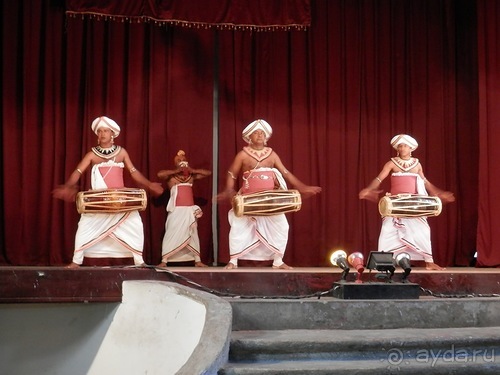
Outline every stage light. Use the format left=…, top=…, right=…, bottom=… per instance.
left=348, top=252, right=364, bottom=283
left=395, top=252, right=412, bottom=282
left=366, top=251, right=395, bottom=280
left=347, top=252, right=364, bottom=272
left=330, top=250, right=350, bottom=281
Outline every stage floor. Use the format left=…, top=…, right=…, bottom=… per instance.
left=0, top=266, right=498, bottom=303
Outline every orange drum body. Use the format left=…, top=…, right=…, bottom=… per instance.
left=232, top=189, right=302, bottom=217
left=76, top=188, right=147, bottom=214
left=378, top=194, right=442, bottom=218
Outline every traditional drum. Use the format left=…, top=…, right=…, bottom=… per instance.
left=76, top=188, right=147, bottom=214
left=232, top=189, right=302, bottom=217
left=378, top=194, right=442, bottom=218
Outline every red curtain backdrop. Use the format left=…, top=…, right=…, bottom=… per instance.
left=476, top=0, right=500, bottom=267
left=1, top=0, right=215, bottom=265
left=0, top=0, right=489, bottom=267
left=216, top=0, right=478, bottom=267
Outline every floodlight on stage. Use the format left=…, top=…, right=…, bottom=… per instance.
left=347, top=252, right=364, bottom=273
left=347, top=252, right=364, bottom=283
left=366, top=251, right=395, bottom=279
left=330, top=249, right=350, bottom=281
left=395, top=252, right=412, bottom=282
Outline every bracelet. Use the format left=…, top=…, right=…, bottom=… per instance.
left=227, top=171, right=237, bottom=180
left=76, top=168, right=82, bottom=175
left=375, top=177, right=382, bottom=183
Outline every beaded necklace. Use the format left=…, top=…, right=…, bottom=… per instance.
left=92, top=145, right=121, bottom=159
left=243, top=146, right=273, bottom=162
left=391, top=157, right=419, bottom=172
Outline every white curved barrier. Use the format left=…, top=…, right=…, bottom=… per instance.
left=0, top=280, right=232, bottom=375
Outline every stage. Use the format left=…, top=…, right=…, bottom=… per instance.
left=0, top=266, right=498, bottom=303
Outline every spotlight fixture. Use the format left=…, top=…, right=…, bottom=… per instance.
left=366, top=251, right=395, bottom=280
left=395, top=252, right=412, bottom=282
left=330, top=250, right=350, bottom=281
left=347, top=252, right=365, bottom=283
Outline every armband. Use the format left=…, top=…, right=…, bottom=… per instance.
left=227, top=171, right=237, bottom=180
left=375, top=177, right=382, bottom=183
left=130, top=167, right=137, bottom=174
left=76, top=168, right=83, bottom=175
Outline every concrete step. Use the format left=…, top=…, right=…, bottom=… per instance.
left=219, top=358, right=500, bottom=374
left=219, top=328, right=500, bottom=374
left=228, top=327, right=500, bottom=360
left=228, top=297, right=500, bottom=330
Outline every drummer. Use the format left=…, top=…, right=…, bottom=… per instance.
left=52, top=116, right=163, bottom=268
left=217, top=119, right=321, bottom=269
left=359, top=134, right=455, bottom=270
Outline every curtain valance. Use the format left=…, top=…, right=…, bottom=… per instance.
left=65, top=0, right=311, bottom=31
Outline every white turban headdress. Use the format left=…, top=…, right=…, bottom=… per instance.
left=242, top=119, right=273, bottom=143
left=390, top=134, right=418, bottom=151
left=91, top=116, right=121, bottom=138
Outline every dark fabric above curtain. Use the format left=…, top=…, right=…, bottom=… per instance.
left=65, top=0, right=311, bottom=30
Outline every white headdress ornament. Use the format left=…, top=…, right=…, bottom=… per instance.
left=91, top=116, right=121, bottom=138
left=242, top=119, right=273, bottom=143
left=390, top=134, right=418, bottom=151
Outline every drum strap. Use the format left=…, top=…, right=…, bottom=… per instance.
left=242, top=163, right=259, bottom=190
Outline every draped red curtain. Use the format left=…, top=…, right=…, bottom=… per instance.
left=1, top=0, right=215, bottom=265
left=476, top=0, right=500, bottom=267
left=0, top=0, right=483, bottom=267
left=216, top=0, right=477, bottom=266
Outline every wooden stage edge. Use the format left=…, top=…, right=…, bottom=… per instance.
left=0, top=266, right=499, bottom=303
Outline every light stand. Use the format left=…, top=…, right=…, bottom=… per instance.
left=330, top=250, right=350, bottom=281
left=395, top=252, right=412, bottom=282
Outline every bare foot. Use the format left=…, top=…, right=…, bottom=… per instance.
left=224, top=263, right=237, bottom=269
left=157, top=262, right=167, bottom=268
left=272, top=263, right=294, bottom=270
left=425, top=262, right=446, bottom=270
left=65, top=262, right=80, bottom=269
left=195, top=262, right=208, bottom=267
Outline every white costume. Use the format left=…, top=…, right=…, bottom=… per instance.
left=378, top=173, right=434, bottom=262
left=161, top=183, right=203, bottom=263
left=228, top=168, right=289, bottom=267
left=72, top=116, right=145, bottom=266
left=378, top=134, right=435, bottom=263
left=227, top=119, right=290, bottom=268
left=72, top=161, right=145, bottom=265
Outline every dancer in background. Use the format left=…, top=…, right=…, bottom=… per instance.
left=157, top=150, right=211, bottom=267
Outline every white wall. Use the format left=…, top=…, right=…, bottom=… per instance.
left=89, top=281, right=206, bottom=374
